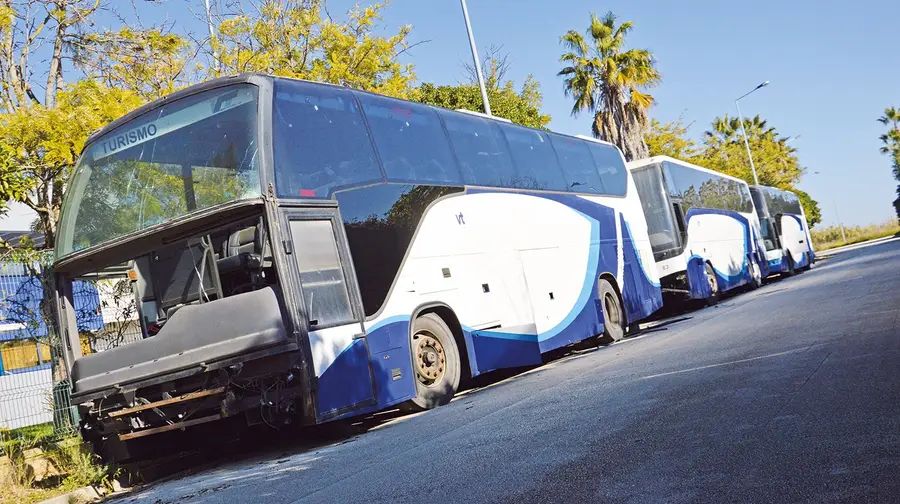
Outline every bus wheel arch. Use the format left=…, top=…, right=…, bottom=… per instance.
left=404, top=304, right=466, bottom=411
left=596, top=273, right=626, bottom=343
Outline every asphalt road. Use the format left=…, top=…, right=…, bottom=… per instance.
left=110, top=240, right=900, bottom=504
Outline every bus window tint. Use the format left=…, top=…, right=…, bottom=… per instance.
left=762, top=187, right=803, bottom=215
left=664, top=161, right=752, bottom=213
left=549, top=134, right=605, bottom=193
left=273, top=80, right=382, bottom=198
left=441, top=111, right=516, bottom=187
left=356, top=93, right=462, bottom=186
left=499, top=124, right=567, bottom=191
left=586, top=142, right=628, bottom=196
left=632, top=165, right=681, bottom=256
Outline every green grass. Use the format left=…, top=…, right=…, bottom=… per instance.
left=811, top=219, right=900, bottom=251
left=1, top=428, right=115, bottom=504
left=0, top=423, right=55, bottom=451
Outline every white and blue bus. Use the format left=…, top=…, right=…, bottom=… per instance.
left=749, top=185, right=815, bottom=277
left=628, top=156, right=765, bottom=304
left=52, top=74, right=662, bottom=458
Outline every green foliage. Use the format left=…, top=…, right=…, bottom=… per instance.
left=558, top=11, right=660, bottom=160
left=73, top=27, right=193, bottom=101
left=877, top=107, right=900, bottom=219
left=0, top=81, right=144, bottom=245
left=416, top=77, right=550, bottom=129
left=213, top=0, right=416, bottom=98
left=645, top=118, right=697, bottom=159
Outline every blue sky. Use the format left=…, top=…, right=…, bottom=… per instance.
left=6, top=0, right=896, bottom=230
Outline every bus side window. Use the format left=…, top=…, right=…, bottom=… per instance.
left=672, top=201, right=687, bottom=239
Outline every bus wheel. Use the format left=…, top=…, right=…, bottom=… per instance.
left=597, top=279, right=625, bottom=344
left=705, top=262, right=720, bottom=306
left=748, top=257, right=763, bottom=289
left=783, top=255, right=796, bottom=277
left=407, top=313, right=461, bottom=410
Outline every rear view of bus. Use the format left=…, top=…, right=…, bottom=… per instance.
left=749, top=185, right=815, bottom=277
left=628, top=156, right=765, bottom=305
left=53, top=74, right=663, bottom=462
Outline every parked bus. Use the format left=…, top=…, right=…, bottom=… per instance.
left=628, top=156, right=765, bottom=305
left=52, top=74, right=662, bottom=460
left=749, top=185, right=814, bottom=277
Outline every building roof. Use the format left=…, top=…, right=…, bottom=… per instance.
left=0, top=231, right=47, bottom=250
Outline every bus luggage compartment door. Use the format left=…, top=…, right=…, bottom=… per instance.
left=283, top=212, right=377, bottom=421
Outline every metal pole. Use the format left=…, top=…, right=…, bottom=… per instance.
left=833, top=199, right=847, bottom=243
left=735, top=99, right=759, bottom=185
left=204, top=0, right=220, bottom=74
left=460, top=0, right=492, bottom=115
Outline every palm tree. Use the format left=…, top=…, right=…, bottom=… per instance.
left=558, top=12, right=660, bottom=161
left=704, top=114, right=777, bottom=146
left=878, top=106, right=900, bottom=182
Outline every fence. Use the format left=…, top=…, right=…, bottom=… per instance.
left=0, top=260, right=142, bottom=443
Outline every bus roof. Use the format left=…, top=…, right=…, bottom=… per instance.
left=85, top=73, right=623, bottom=158
left=751, top=184, right=798, bottom=199
left=627, top=155, right=750, bottom=186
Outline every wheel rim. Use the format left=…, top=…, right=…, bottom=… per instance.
left=603, top=291, right=622, bottom=328
left=706, top=266, right=718, bottom=295
left=752, top=262, right=761, bottom=283
left=413, top=331, right=445, bottom=387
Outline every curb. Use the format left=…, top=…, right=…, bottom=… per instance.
left=37, top=485, right=102, bottom=504
left=817, top=235, right=900, bottom=257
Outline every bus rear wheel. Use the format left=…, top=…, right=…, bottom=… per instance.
left=748, top=257, right=763, bottom=290
left=597, top=279, right=625, bottom=344
left=406, top=313, right=461, bottom=410
left=705, top=262, right=720, bottom=306
left=783, top=255, right=796, bottom=277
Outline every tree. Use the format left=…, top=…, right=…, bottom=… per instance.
left=209, top=0, right=416, bottom=98
left=645, top=117, right=698, bottom=160
left=0, top=80, right=143, bottom=246
left=699, top=114, right=804, bottom=188
left=72, top=26, right=193, bottom=101
left=877, top=106, right=900, bottom=219
left=557, top=11, right=660, bottom=161
left=417, top=52, right=550, bottom=130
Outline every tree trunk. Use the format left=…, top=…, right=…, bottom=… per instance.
left=1, top=0, right=22, bottom=109
left=45, top=12, right=68, bottom=109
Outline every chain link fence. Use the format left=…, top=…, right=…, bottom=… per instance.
left=0, top=260, right=142, bottom=444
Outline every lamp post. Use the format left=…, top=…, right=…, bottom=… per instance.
left=735, top=80, right=769, bottom=185
left=812, top=171, right=847, bottom=243
left=460, top=0, right=491, bottom=116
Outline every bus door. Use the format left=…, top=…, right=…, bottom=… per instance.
left=281, top=207, right=377, bottom=420
left=778, top=213, right=808, bottom=266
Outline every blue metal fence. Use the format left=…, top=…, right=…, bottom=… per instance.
left=0, top=262, right=139, bottom=436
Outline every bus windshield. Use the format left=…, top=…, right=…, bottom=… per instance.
left=56, top=84, right=261, bottom=258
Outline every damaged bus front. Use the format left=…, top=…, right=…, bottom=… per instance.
left=54, top=76, right=323, bottom=461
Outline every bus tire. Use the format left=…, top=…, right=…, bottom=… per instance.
left=596, top=279, right=626, bottom=344
left=406, top=313, right=461, bottom=410
left=704, top=262, right=720, bottom=306
left=783, top=255, right=796, bottom=277
left=748, top=256, right=763, bottom=290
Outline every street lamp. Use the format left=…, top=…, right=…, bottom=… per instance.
left=812, top=171, right=847, bottom=243
left=460, top=0, right=492, bottom=116
left=735, top=80, right=769, bottom=185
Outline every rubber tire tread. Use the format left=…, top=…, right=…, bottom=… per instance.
left=407, top=313, right=461, bottom=411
